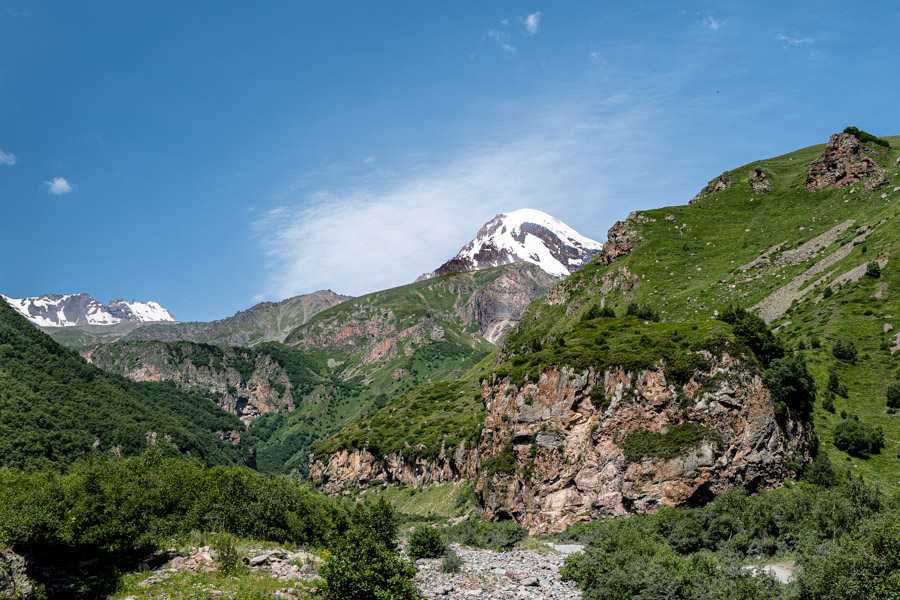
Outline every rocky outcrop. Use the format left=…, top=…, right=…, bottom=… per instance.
left=749, top=166, right=773, bottom=194
left=804, top=133, right=888, bottom=192
left=596, top=212, right=649, bottom=265
left=690, top=172, right=732, bottom=204
left=474, top=357, right=811, bottom=528
left=311, top=354, right=812, bottom=529
left=86, top=342, right=296, bottom=423
left=0, top=550, right=35, bottom=599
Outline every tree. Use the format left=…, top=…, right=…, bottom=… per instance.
left=718, top=305, right=785, bottom=366
left=833, top=415, right=885, bottom=457
left=832, top=339, right=858, bottom=362
left=886, top=383, right=900, bottom=409
left=765, top=352, right=817, bottom=417
left=407, top=526, right=446, bottom=560
left=866, top=261, right=882, bottom=279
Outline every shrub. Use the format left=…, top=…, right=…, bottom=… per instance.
left=446, top=518, right=526, bottom=551
left=832, top=339, right=858, bottom=362
left=833, top=415, right=885, bottom=456
left=823, top=286, right=834, bottom=299
left=866, top=261, right=882, bottom=279
left=441, top=548, right=464, bottom=573
left=625, top=302, right=660, bottom=322
left=803, top=453, right=837, bottom=487
left=211, top=531, right=243, bottom=576
left=765, top=352, right=817, bottom=417
left=822, top=391, right=836, bottom=413
left=886, top=383, right=900, bottom=409
left=584, top=304, right=616, bottom=320
left=320, top=525, right=420, bottom=600
left=828, top=372, right=849, bottom=397
left=843, top=126, right=891, bottom=149
left=407, top=527, right=446, bottom=560
left=717, top=305, right=785, bottom=366
left=622, top=423, right=712, bottom=462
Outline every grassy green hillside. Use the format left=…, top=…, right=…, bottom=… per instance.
left=313, top=131, right=900, bottom=489
left=0, top=299, right=248, bottom=470
left=490, top=132, right=900, bottom=488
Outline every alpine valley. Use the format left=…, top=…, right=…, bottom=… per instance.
left=3, top=131, right=900, bottom=598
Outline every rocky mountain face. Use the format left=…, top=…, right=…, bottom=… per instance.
left=47, top=290, right=350, bottom=349
left=2, top=293, right=174, bottom=327
left=309, top=352, right=812, bottom=529
left=804, top=132, right=889, bottom=192
left=418, top=209, right=603, bottom=281
left=85, top=342, right=296, bottom=424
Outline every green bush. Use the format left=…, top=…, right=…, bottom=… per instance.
left=625, top=302, right=660, bottom=322
left=441, top=548, right=463, bottom=573
left=622, top=423, right=712, bottom=462
left=866, top=261, right=882, bottom=279
left=886, top=383, right=900, bottom=409
left=832, top=339, right=858, bottom=362
left=843, top=126, right=891, bottom=149
left=407, top=526, right=446, bottom=560
left=320, top=525, right=420, bottom=600
left=833, top=415, right=885, bottom=456
left=822, top=391, right=836, bottom=413
left=446, top=518, right=526, bottom=551
left=803, top=453, right=837, bottom=487
left=718, top=305, right=785, bottom=366
left=765, top=352, right=817, bottom=417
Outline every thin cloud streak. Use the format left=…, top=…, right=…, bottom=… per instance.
left=776, top=33, right=812, bottom=47
left=254, top=102, right=661, bottom=301
left=0, top=149, right=15, bottom=166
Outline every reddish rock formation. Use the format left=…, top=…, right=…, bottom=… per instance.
left=804, top=133, right=888, bottom=192
left=596, top=212, right=650, bottom=265
left=749, top=166, right=773, bottom=194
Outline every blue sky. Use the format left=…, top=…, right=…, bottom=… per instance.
left=1, top=1, right=898, bottom=321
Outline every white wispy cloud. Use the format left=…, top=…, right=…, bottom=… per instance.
left=703, top=16, right=721, bottom=31
left=0, top=149, right=15, bottom=166
left=45, top=177, right=74, bottom=195
left=488, top=29, right=516, bottom=53
left=524, top=12, right=541, bottom=34
left=777, top=33, right=812, bottom=47
left=253, top=101, right=664, bottom=301
left=589, top=47, right=605, bottom=64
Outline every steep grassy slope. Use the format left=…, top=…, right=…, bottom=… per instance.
left=47, top=290, right=351, bottom=348
left=0, top=299, right=248, bottom=470
left=493, top=132, right=900, bottom=488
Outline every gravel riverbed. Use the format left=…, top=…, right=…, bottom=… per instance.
left=414, top=544, right=582, bottom=600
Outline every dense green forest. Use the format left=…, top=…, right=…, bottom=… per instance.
left=0, top=300, right=248, bottom=470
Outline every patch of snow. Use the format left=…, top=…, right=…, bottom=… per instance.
left=125, top=300, right=175, bottom=322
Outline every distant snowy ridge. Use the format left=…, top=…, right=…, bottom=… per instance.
left=419, top=208, right=603, bottom=281
left=1, top=293, right=175, bottom=327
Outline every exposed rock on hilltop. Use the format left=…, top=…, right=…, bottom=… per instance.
left=690, top=172, right=732, bottom=204
left=804, top=132, right=888, bottom=191
left=420, top=209, right=602, bottom=281
left=597, top=211, right=650, bottom=265
left=748, top=166, right=772, bottom=194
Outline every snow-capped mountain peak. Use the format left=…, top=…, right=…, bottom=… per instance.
left=1, top=293, right=175, bottom=327
left=419, top=208, right=603, bottom=280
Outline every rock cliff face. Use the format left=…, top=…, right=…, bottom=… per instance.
left=86, top=342, right=295, bottom=423
left=310, top=353, right=812, bottom=528
left=474, top=356, right=811, bottom=528
left=748, top=166, right=773, bottom=194
left=804, top=133, right=888, bottom=192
